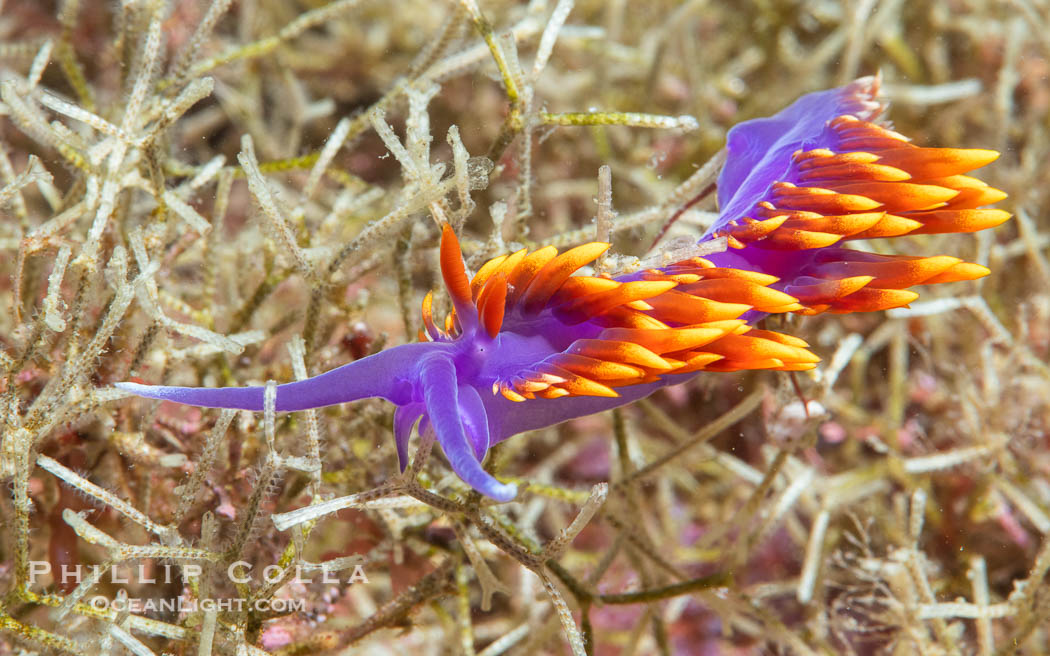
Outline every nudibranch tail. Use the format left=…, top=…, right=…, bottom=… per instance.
left=706, top=75, right=1009, bottom=315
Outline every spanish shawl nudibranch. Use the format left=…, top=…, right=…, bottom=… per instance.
left=117, top=76, right=1009, bottom=501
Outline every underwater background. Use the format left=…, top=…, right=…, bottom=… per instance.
left=1, top=0, right=1048, bottom=653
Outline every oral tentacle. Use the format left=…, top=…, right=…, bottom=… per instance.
left=457, top=384, right=491, bottom=460
left=420, top=354, right=516, bottom=502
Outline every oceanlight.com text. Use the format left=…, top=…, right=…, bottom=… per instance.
left=88, top=593, right=306, bottom=614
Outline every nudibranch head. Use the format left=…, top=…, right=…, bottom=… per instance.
left=704, top=75, right=1010, bottom=314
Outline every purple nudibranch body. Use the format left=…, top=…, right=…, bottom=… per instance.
left=117, top=77, right=1009, bottom=501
